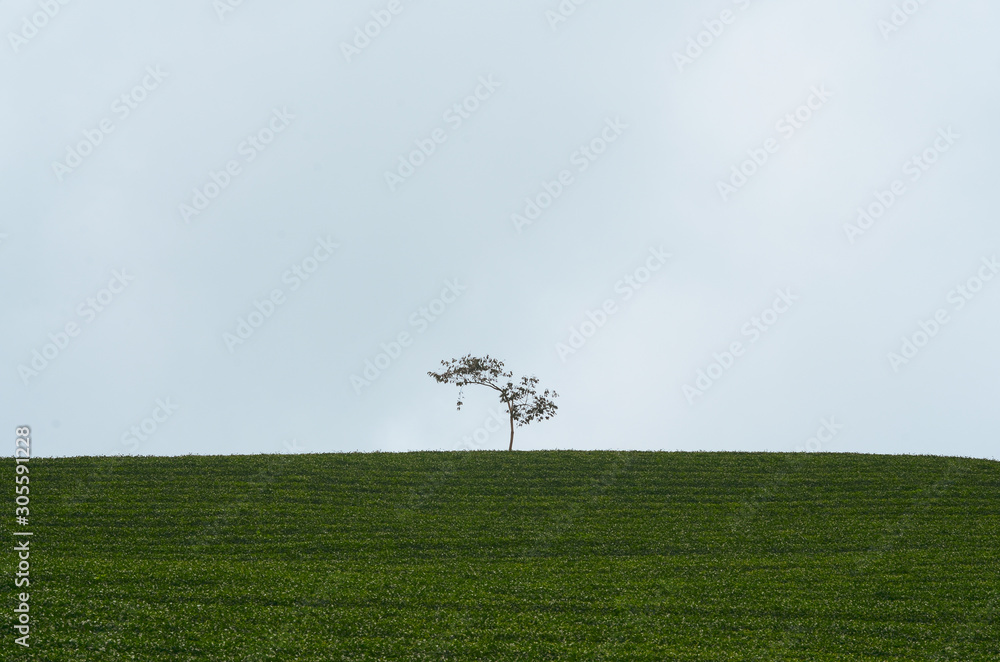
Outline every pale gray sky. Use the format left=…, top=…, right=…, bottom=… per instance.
left=3, top=0, right=998, bottom=459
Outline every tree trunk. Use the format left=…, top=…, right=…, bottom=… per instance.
left=507, top=401, right=515, bottom=451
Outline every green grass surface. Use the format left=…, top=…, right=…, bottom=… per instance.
left=3, top=451, right=998, bottom=660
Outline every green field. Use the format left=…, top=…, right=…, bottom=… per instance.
left=4, top=451, right=998, bottom=660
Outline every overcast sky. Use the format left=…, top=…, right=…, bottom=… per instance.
left=3, top=0, right=998, bottom=459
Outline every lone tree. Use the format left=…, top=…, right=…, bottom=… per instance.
left=428, top=354, right=559, bottom=451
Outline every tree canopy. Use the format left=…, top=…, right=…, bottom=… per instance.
left=428, top=354, right=558, bottom=450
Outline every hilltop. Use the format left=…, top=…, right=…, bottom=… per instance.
left=5, top=451, right=998, bottom=660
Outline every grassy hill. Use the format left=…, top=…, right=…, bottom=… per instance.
left=4, top=451, right=998, bottom=660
